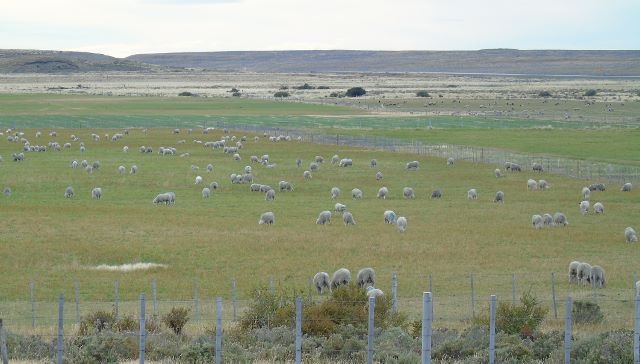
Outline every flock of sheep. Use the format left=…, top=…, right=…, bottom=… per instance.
left=313, top=267, right=383, bottom=297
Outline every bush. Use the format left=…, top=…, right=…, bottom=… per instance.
left=572, top=330, right=633, bottom=363
left=273, top=91, right=290, bottom=98
left=474, top=290, right=547, bottom=337
left=231, top=91, right=241, bottom=97
left=317, top=85, right=330, bottom=89
left=538, top=91, right=552, bottom=97
left=416, top=90, right=430, bottom=97
left=294, top=83, right=315, bottom=90
left=162, top=307, right=191, bottom=335
left=178, top=91, right=195, bottom=97
left=279, top=85, right=288, bottom=90
left=584, top=89, right=598, bottom=96
left=329, top=92, right=343, bottom=98
left=572, top=300, right=604, bottom=324
left=229, top=87, right=239, bottom=93
left=239, top=286, right=300, bottom=332
left=345, top=87, right=366, bottom=97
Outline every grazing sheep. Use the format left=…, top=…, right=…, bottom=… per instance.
left=331, top=154, right=340, bottom=164
left=494, top=191, right=504, bottom=203
left=542, top=213, right=553, bottom=227
left=316, top=210, right=332, bottom=225
left=331, top=268, right=351, bottom=289
left=589, top=183, right=606, bottom=191
left=553, top=212, right=568, bottom=226
left=64, top=186, right=74, bottom=198
left=259, top=185, right=273, bottom=193
left=581, top=187, right=591, bottom=200
left=303, top=170, right=312, bottom=179
left=370, top=159, right=377, bottom=168
left=504, top=162, right=512, bottom=170
left=494, top=169, right=503, bottom=178
left=397, top=216, right=407, bottom=232
left=279, top=181, right=293, bottom=192
left=265, top=189, right=276, bottom=201
left=195, top=176, right=203, bottom=184
left=153, top=193, right=171, bottom=204
left=375, top=171, right=383, bottom=180
left=250, top=155, right=259, bottom=163
left=467, top=188, right=478, bottom=200
left=202, top=188, right=210, bottom=199
left=70, top=160, right=78, bottom=168
left=590, top=266, right=605, bottom=288
left=568, top=261, right=581, bottom=284
left=594, top=202, right=604, bottom=214
left=377, top=186, right=389, bottom=199
left=85, top=165, right=93, bottom=174
left=250, top=184, right=262, bottom=192
left=92, top=161, right=101, bottom=170
left=313, top=272, right=331, bottom=294
left=367, top=286, right=384, bottom=298
left=258, top=211, right=275, bottom=225
left=538, top=180, right=549, bottom=190
left=315, top=155, right=324, bottom=164
left=123, top=146, right=129, bottom=153
left=334, top=203, right=347, bottom=214
left=130, top=165, right=138, bottom=174
left=331, top=187, right=341, bottom=200
left=309, top=162, right=319, bottom=171
left=91, top=187, right=102, bottom=200
left=447, top=157, right=454, bottom=166
left=430, top=188, right=442, bottom=199
left=532, top=162, right=544, bottom=172
left=384, top=210, right=397, bottom=224
left=339, top=158, right=353, bottom=167
left=343, top=211, right=356, bottom=225
left=579, top=200, right=590, bottom=215
left=351, top=188, right=363, bottom=199
left=3, top=187, right=12, bottom=197
left=403, top=187, right=415, bottom=199
left=118, top=165, right=126, bottom=175
left=625, top=227, right=638, bottom=243
left=527, top=179, right=538, bottom=190
left=209, top=182, right=219, bottom=191
left=233, top=153, right=241, bottom=161
left=357, top=268, right=375, bottom=288
left=406, top=160, right=419, bottom=170
left=510, top=163, right=522, bottom=172
left=207, top=164, right=213, bottom=173
left=621, top=182, right=632, bottom=192
left=295, top=158, right=302, bottom=168
left=577, top=262, right=592, bottom=285
left=244, top=165, right=252, bottom=174
left=532, top=214, right=543, bottom=229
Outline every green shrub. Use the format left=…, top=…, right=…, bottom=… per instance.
left=433, top=326, right=489, bottom=360
left=317, top=85, right=330, bottom=89
left=274, top=91, right=290, bottom=98
left=162, top=307, right=191, bottom=335
left=6, top=334, right=53, bottom=360
left=416, top=90, right=430, bottom=97
left=538, top=91, right=552, bottom=97
left=496, top=291, right=547, bottom=337
left=294, top=83, right=315, bottom=90
left=66, top=332, right=138, bottom=363
left=178, top=91, right=195, bottom=97
left=572, top=300, right=604, bottom=324
left=584, top=89, right=597, bottom=96
left=79, top=310, right=116, bottom=335
left=329, top=91, right=343, bottom=98
left=231, top=91, right=241, bottom=97
left=239, top=286, right=300, bottom=331
left=572, top=330, right=633, bottom=363
left=345, top=87, right=366, bottom=97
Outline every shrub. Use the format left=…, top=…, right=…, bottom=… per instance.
left=317, top=85, right=330, bottom=89
left=572, top=300, right=604, bottom=324
left=229, top=87, right=239, bottom=93
left=231, top=91, right=241, bottom=97
left=239, top=286, right=300, bottom=332
left=294, top=83, right=315, bottom=90
left=162, top=307, right=191, bottom=335
left=474, top=290, right=547, bottom=337
left=416, top=90, right=430, bottom=97
left=572, top=330, right=633, bottom=363
left=538, top=91, right=552, bottom=97
left=329, top=92, right=343, bottom=98
left=345, top=87, right=366, bottom=97
left=584, top=89, right=597, bottom=96
left=79, top=310, right=116, bottom=335
left=273, top=91, right=290, bottom=98
left=178, top=91, right=195, bottom=97
left=279, top=85, right=288, bottom=90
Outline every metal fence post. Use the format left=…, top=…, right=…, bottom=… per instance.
left=422, top=292, right=432, bottom=364
left=392, top=272, right=398, bottom=313
left=114, top=280, right=119, bottom=320
left=552, top=272, right=558, bottom=319
left=489, top=295, right=496, bottom=364
left=57, top=294, right=64, bottom=364
left=194, top=280, right=200, bottom=322
left=215, top=297, right=223, bottom=364
left=295, top=297, right=302, bottom=364
left=139, top=293, right=146, bottom=364
left=0, top=319, right=8, bottom=364
left=30, top=280, right=36, bottom=329
left=565, top=297, right=572, bottom=364
left=635, top=294, right=640, bottom=364
left=470, top=274, right=476, bottom=318
left=428, top=274, right=432, bottom=293
left=74, top=280, right=80, bottom=325
left=232, top=278, right=237, bottom=322
left=367, top=296, right=375, bottom=364
left=152, top=278, right=157, bottom=319
left=511, top=273, right=516, bottom=305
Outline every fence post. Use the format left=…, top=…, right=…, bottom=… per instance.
left=194, top=280, right=200, bottom=322
left=139, top=293, right=146, bottom=364
left=635, top=294, right=640, bottom=364
left=215, top=297, right=223, bottom=364
left=30, top=280, right=36, bottom=329
left=152, top=278, right=157, bottom=319
left=422, top=292, right=432, bottom=364
left=295, top=297, right=302, bottom=364
left=634, top=272, right=638, bottom=299
left=74, top=280, right=80, bottom=325
left=511, top=273, right=516, bottom=305
left=565, top=297, right=572, bottom=364
left=552, top=272, right=558, bottom=319
left=367, top=296, right=375, bottom=364
left=114, top=280, right=119, bottom=321
left=0, top=319, right=8, bottom=364
left=232, top=278, right=238, bottom=322
left=57, top=294, right=64, bottom=364
left=392, top=272, right=398, bottom=313
left=470, top=274, right=475, bottom=318
left=489, top=295, right=496, bottom=364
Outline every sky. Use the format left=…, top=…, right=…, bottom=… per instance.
left=1, top=0, right=638, bottom=58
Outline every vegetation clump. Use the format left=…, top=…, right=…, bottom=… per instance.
left=416, top=90, right=430, bottom=97
left=162, top=307, right=191, bottom=335
left=584, top=89, right=597, bottom=96
left=538, top=90, right=552, bottom=97
left=345, top=87, right=366, bottom=97
left=572, top=300, right=604, bottom=324
left=273, top=91, right=290, bottom=98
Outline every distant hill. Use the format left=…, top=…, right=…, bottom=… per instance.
left=127, top=49, right=640, bottom=77
left=0, top=49, right=155, bottom=73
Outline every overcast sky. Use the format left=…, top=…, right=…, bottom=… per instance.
left=1, top=0, right=638, bottom=58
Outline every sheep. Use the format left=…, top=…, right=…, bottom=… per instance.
left=309, top=162, right=319, bottom=172
left=590, top=266, right=605, bottom=288
left=209, top=182, right=219, bottom=191
left=3, top=187, right=12, bottom=197
left=316, top=211, right=332, bottom=225
left=532, top=162, right=544, bottom=172
left=265, top=189, right=276, bottom=201
left=568, top=261, right=581, bottom=284
left=92, top=161, right=101, bottom=170
left=430, top=188, right=442, bottom=199
left=467, top=188, right=478, bottom=200
left=303, top=170, right=312, bottom=179
left=542, top=213, right=553, bottom=227
left=377, top=186, right=389, bottom=199
left=195, top=176, right=203, bottom=185
left=553, top=212, right=568, bottom=226
left=406, top=161, right=419, bottom=170
left=375, top=171, right=383, bottom=181
left=334, top=203, right=347, bottom=214
left=367, top=286, right=384, bottom=298
left=589, top=183, right=606, bottom=191
left=233, top=153, right=241, bottom=161
left=510, top=163, right=522, bottom=172
left=532, top=214, right=543, bottom=229
left=625, top=227, right=638, bottom=243
left=130, top=165, right=138, bottom=175
left=538, top=180, right=549, bottom=190
left=397, top=216, right=407, bottom=232
left=581, top=187, right=591, bottom=200
left=594, top=202, right=604, bottom=214
left=494, top=169, right=503, bottom=178
left=621, top=182, right=632, bottom=192
left=258, top=211, right=275, bottom=225
left=250, top=183, right=262, bottom=192
left=166, top=192, right=176, bottom=205
left=207, top=164, right=213, bottom=173
left=447, top=157, right=454, bottom=166
left=504, top=161, right=512, bottom=170
left=313, top=272, right=331, bottom=294
left=91, top=187, right=102, bottom=200
left=153, top=193, right=171, bottom=204
left=384, top=210, right=397, bottom=224
left=331, top=268, right=351, bottom=289
left=279, top=181, right=293, bottom=192
left=202, top=188, right=210, bottom=199
left=244, top=165, right=252, bottom=174
left=331, top=187, right=341, bottom=200
left=339, top=158, right=353, bottom=167
left=242, top=173, right=253, bottom=184
left=403, top=187, right=415, bottom=199
left=118, top=165, right=126, bottom=175
left=315, top=155, right=324, bottom=164
left=296, top=159, right=302, bottom=168
left=331, top=154, right=340, bottom=164
left=370, top=159, right=377, bottom=168
left=579, top=200, right=590, bottom=215
left=70, top=160, right=78, bottom=168
left=356, top=268, right=375, bottom=288
left=123, top=146, right=129, bottom=153
left=494, top=191, right=504, bottom=203
left=577, top=262, right=592, bottom=285
left=261, top=154, right=269, bottom=163
left=259, top=185, right=273, bottom=193
left=352, top=188, right=363, bottom=199
left=85, top=165, right=93, bottom=174
left=527, top=179, right=538, bottom=190
left=343, top=211, right=356, bottom=225
left=64, top=186, right=74, bottom=198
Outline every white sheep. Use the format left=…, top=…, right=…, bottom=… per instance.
left=590, top=266, right=605, bottom=288
left=377, top=186, right=389, bottom=199
left=532, top=162, right=544, bottom=172
left=265, top=189, right=276, bottom=201
left=64, top=186, right=74, bottom=198
left=532, top=214, right=543, bottom=229
left=343, top=211, right=356, bottom=225
left=403, top=187, right=415, bottom=199
left=593, top=202, right=604, bottom=214
left=313, top=272, right=331, bottom=294
left=316, top=210, right=332, bottom=225
left=384, top=210, right=397, bottom=224
left=279, top=181, right=293, bottom=192
left=258, top=211, right=275, bottom=225
left=406, top=161, right=419, bottom=170
left=3, top=187, right=11, bottom=197
left=538, top=180, right=549, bottom=190
left=430, top=188, right=442, bottom=199
left=244, top=165, right=252, bottom=174
left=581, top=187, right=591, bottom=200
left=370, top=159, right=377, bottom=168
left=577, top=262, right=592, bottom=285
left=195, top=176, right=203, bottom=184
left=153, top=193, right=171, bottom=204
left=303, top=170, right=312, bottom=179
left=494, top=169, right=503, bottom=178
left=91, top=187, right=102, bottom=200
left=542, top=213, right=553, bottom=227
left=334, top=203, right=347, bottom=214
left=579, top=200, right=590, bottom=215
left=447, top=157, right=454, bottom=166
left=494, top=191, right=504, bottom=203
left=356, top=268, right=375, bottom=288
left=315, top=155, right=324, bottom=164
left=397, top=216, right=407, bottom=232
left=625, top=227, right=638, bottom=243
left=309, top=162, right=319, bottom=172
left=367, top=286, right=384, bottom=298
left=527, top=179, right=538, bottom=190
left=207, top=164, right=213, bottom=173
left=295, top=159, right=302, bottom=168
left=375, top=171, right=383, bottom=180
left=568, top=261, right=580, bottom=284
left=331, top=154, right=340, bottom=164
left=339, top=158, right=353, bottom=167
left=209, top=182, right=219, bottom=191
left=331, top=268, right=351, bottom=289
left=202, top=187, right=210, bottom=199
left=166, top=192, right=176, bottom=205
left=70, top=160, right=78, bottom=168
left=118, top=165, right=126, bottom=175
left=352, top=188, right=363, bottom=199
left=467, top=188, right=477, bottom=200
left=553, top=212, right=568, bottom=226
left=621, top=182, right=632, bottom=192
left=331, top=187, right=341, bottom=200
left=123, top=146, right=129, bottom=153
left=130, top=165, right=138, bottom=175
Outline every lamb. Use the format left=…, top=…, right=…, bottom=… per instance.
left=153, top=193, right=171, bottom=204
left=447, top=157, right=454, bottom=166
left=542, top=213, right=553, bottom=227
left=406, top=161, right=419, bottom=170
left=3, top=187, right=11, bottom=197
left=494, top=191, right=504, bottom=203
left=370, top=159, right=377, bottom=168
left=538, top=180, right=549, bottom=190
left=625, top=227, right=638, bottom=243
left=331, top=187, right=341, bottom=200
left=568, top=261, right=581, bottom=284
left=209, top=182, right=219, bottom=190
left=64, top=186, right=74, bottom=198
left=467, top=188, right=477, bottom=200
left=527, top=179, right=538, bottom=190
left=579, top=200, right=590, bottom=215
left=118, top=165, right=126, bottom=175
left=375, top=171, right=383, bottom=181
left=265, top=189, right=276, bottom=201
left=279, top=181, right=293, bottom=192
left=430, top=188, right=442, bottom=199
left=91, top=187, right=102, bottom=200
left=403, top=187, right=415, bottom=199
left=303, top=170, right=312, bottom=179
left=309, top=162, right=319, bottom=172
left=384, top=210, right=397, bottom=224
left=590, top=266, right=606, bottom=288
left=581, top=187, right=591, bottom=200
left=494, top=169, right=503, bottom=178
left=352, top=188, right=363, bottom=199
left=377, top=186, right=389, bottom=199
left=130, top=165, right=138, bottom=174
left=577, top=262, right=592, bottom=285
left=207, top=164, right=213, bottom=173
left=532, top=162, right=544, bottom=172
left=343, top=211, right=356, bottom=225
left=397, top=216, right=407, bottom=232
left=202, top=188, right=210, bottom=199
left=593, top=202, right=604, bottom=214
left=258, top=211, right=275, bottom=225
left=331, top=155, right=340, bottom=164
left=316, top=210, right=332, bottom=225
left=553, top=212, right=568, bottom=226
left=195, top=176, right=203, bottom=184
left=356, top=268, right=375, bottom=288
left=532, top=214, right=543, bottom=229
left=621, top=182, right=632, bottom=192
left=331, top=268, right=351, bottom=289
left=334, top=203, right=347, bottom=214
left=296, top=159, right=302, bottom=168
left=313, top=272, right=331, bottom=294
